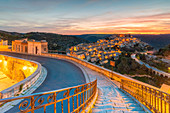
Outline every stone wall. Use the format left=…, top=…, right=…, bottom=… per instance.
left=0, top=54, right=41, bottom=99
left=0, top=54, right=37, bottom=82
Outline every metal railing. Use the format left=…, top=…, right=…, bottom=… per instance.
left=2, top=52, right=169, bottom=112
left=0, top=79, right=97, bottom=113
left=121, top=79, right=170, bottom=113
left=41, top=53, right=170, bottom=112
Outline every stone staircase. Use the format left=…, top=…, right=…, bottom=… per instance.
left=81, top=66, right=146, bottom=113
left=92, top=86, right=145, bottom=113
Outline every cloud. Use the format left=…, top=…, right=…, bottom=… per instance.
left=0, top=3, right=170, bottom=35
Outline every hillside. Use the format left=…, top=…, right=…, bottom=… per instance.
left=73, top=34, right=112, bottom=42
left=74, top=34, right=170, bottom=49
left=156, top=44, right=170, bottom=58
left=132, top=34, right=170, bottom=49
left=0, top=30, right=89, bottom=51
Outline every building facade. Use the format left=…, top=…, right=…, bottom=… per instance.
left=0, top=39, right=8, bottom=45
left=0, top=39, right=11, bottom=51
left=12, top=38, right=48, bottom=54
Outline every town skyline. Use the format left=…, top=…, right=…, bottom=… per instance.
left=0, top=0, right=170, bottom=35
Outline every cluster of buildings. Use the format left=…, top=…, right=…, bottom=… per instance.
left=67, top=34, right=148, bottom=65
left=0, top=38, right=48, bottom=55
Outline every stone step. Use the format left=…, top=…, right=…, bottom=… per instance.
left=85, top=69, right=146, bottom=113
left=95, top=103, right=141, bottom=108
left=94, top=104, right=143, bottom=110
left=92, top=108, right=146, bottom=113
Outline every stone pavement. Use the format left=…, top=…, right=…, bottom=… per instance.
left=81, top=65, right=147, bottom=113
left=0, top=71, right=17, bottom=92
left=0, top=66, right=47, bottom=113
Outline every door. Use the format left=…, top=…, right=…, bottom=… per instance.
left=35, top=46, right=38, bottom=54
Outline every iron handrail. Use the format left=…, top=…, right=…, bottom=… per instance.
left=0, top=79, right=97, bottom=113
left=121, top=79, right=170, bottom=113
left=41, top=53, right=170, bottom=112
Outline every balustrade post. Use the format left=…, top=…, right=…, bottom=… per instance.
left=149, top=88, right=151, bottom=106
left=161, top=92, right=162, bottom=113
left=142, top=85, right=143, bottom=103
left=31, top=96, right=35, bottom=113
left=82, top=86, right=85, bottom=110
left=54, top=92, right=56, bottom=113
left=61, top=101, right=63, bottom=113
left=154, top=90, right=156, bottom=110
left=169, top=95, right=170, bottom=113
left=67, top=89, right=70, bottom=113
left=76, top=88, right=79, bottom=113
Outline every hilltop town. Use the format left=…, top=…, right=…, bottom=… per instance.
left=67, top=34, right=151, bottom=65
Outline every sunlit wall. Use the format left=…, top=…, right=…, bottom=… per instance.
left=0, top=55, right=37, bottom=82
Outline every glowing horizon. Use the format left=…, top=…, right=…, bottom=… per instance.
left=0, top=0, right=170, bottom=35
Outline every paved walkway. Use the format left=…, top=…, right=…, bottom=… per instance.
left=81, top=65, right=146, bottom=113
left=0, top=71, right=17, bottom=92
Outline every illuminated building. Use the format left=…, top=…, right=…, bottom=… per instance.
left=0, top=39, right=11, bottom=51
left=12, top=38, right=48, bottom=55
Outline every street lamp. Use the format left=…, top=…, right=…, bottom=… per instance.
left=23, top=66, right=27, bottom=70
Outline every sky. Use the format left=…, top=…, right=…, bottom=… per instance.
left=0, top=0, right=170, bottom=35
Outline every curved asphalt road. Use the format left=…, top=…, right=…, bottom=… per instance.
left=0, top=52, right=86, bottom=113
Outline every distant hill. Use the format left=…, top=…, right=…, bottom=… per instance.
left=1, top=30, right=169, bottom=50
left=0, top=30, right=89, bottom=51
left=72, top=34, right=112, bottom=42
left=132, top=34, right=170, bottom=49
left=74, top=34, right=170, bottom=49
left=156, top=44, right=170, bottom=57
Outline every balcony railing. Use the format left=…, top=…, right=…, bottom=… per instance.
left=121, top=79, right=170, bottom=113
left=0, top=79, right=97, bottom=113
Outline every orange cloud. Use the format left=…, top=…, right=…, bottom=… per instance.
left=61, top=12, right=170, bottom=35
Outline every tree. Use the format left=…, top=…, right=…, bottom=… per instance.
left=131, top=60, right=139, bottom=70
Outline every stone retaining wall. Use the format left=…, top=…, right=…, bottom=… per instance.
left=0, top=54, right=41, bottom=99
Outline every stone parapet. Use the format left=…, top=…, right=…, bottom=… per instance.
left=0, top=54, right=41, bottom=99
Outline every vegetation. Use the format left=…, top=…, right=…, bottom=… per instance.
left=75, top=34, right=170, bottom=49
left=132, top=34, right=170, bottom=49
left=103, top=52, right=148, bottom=75
left=73, top=34, right=111, bottom=42
left=19, top=84, right=23, bottom=92
left=0, top=30, right=89, bottom=51
left=136, top=53, right=169, bottom=73
left=102, top=52, right=170, bottom=88
left=120, top=44, right=153, bottom=52
left=156, top=44, right=170, bottom=57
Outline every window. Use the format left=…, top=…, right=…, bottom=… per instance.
left=21, top=46, right=23, bottom=52
left=18, top=45, right=20, bottom=51
left=16, top=45, right=17, bottom=51
left=25, top=46, right=28, bottom=53
left=44, top=48, right=46, bottom=51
